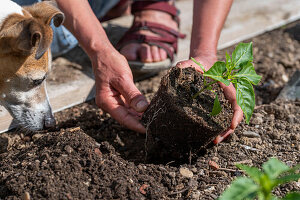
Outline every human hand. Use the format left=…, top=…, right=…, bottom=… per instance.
left=176, top=53, right=243, bottom=144
left=91, top=49, right=148, bottom=133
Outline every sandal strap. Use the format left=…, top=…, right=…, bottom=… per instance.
left=130, top=21, right=186, bottom=39
left=116, top=21, right=185, bottom=61
left=131, top=1, right=180, bottom=24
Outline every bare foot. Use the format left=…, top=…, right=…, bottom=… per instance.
left=120, top=5, right=179, bottom=63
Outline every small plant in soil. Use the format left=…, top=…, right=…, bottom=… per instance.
left=142, top=42, right=261, bottom=162
left=192, top=42, right=261, bottom=123
left=219, top=158, right=300, bottom=200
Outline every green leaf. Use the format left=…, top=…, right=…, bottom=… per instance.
left=235, top=78, right=255, bottom=124
left=218, top=177, right=259, bottom=200
left=232, top=42, right=253, bottom=69
left=282, top=192, right=300, bottom=200
left=226, top=51, right=232, bottom=71
left=210, top=94, right=222, bottom=116
left=276, top=174, right=300, bottom=185
left=236, top=164, right=263, bottom=184
left=191, top=57, right=206, bottom=72
left=233, top=62, right=262, bottom=85
left=262, top=158, right=290, bottom=180
left=204, top=61, right=230, bottom=86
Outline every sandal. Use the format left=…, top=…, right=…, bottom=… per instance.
left=116, top=1, right=186, bottom=80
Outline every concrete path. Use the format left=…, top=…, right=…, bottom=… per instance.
left=1, top=0, right=300, bottom=133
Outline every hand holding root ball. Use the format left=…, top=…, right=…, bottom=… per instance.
left=176, top=42, right=261, bottom=144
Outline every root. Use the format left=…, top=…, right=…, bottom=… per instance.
left=144, top=100, right=166, bottom=161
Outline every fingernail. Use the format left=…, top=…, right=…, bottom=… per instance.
left=137, top=123, right=146, bottom=133
left=136, top=100, right=148, bottom=111
left=213, top=136, right=222, bottom=144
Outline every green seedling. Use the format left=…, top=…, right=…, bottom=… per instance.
left=219, top=158, right=300, bottom=200
left=192, top=42, right=261, bottom=124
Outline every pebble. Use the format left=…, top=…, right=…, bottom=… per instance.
left=191, top=190, right=201, bottom=200
left=251, top=116, right=263, bottom=125
left=285, top=161, right=294, bottom=167
left=168, top=172, right=176, bottom=178
left=32, top=134, right=44, bottom=141
left=295, top=181, right=300, bottom=188
left=242, top=131, right=260, bottom=138
left=198, top=169, right=205, bottom=176
left=240, top=144, right=258, bottom=151
left=288, top=114, right=295, bottom=123
left=191, top=167, right=197, bottom=173
left=204, top=186, right=215, bottom=192
left=114, top=134, right=125, bottom=147
left=282, top=74, right=289, bottom=82
left=23, top=192, right=30, bottom=200
left=95, top=142, right=101, bottom=147
left=94, top=148, right=102, bottom=157
left=64, top=145, right=74, bottom=154
left=275, top=123, right=286, bottom=130
left=179, top=167, right=193, bottom=178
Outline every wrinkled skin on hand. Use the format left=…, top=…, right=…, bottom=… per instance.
left=176, top=53, right=243, bottom=144
left=92, top=49, right=149, bottom=133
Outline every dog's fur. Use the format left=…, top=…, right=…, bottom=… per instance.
left=0, top=0, right=64, bottom=131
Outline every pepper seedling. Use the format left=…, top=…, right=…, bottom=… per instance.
left=219, top=157, right=300, bottom=200
left=192, top=42, right=262, bottom=124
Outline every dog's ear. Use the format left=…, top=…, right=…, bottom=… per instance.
left=24, top=1, right=65, bottom=59
left=0, top=1, right=65, bottom=59
left=24, top=1, right=65, bottom=27
left=0, top=18, right=51, bottom=60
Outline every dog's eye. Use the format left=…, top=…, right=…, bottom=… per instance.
left=32, top=76, right=46, bottom=86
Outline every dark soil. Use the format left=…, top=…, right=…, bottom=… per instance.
left=1, top=21, right=300, bottom=200
left=142, top=67, right=232, bottom=163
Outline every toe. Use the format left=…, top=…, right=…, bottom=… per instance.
left=151, top=46, right=160, bottom=62
left=139, top=44, right=153, bottom=63
left=159, top=48, right=168, bottom=61
left=120, top=43, right=139, bottom=61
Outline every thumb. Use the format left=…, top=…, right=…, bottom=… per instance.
left=176, top=60, right=204, bottom=73
left=111, top=75, right=149, bottom=112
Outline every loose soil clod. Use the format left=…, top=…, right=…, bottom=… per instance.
left=142, top=67, right=232, bottom=161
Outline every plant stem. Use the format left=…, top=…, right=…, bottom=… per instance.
left=192, top=80, right=218, bottom=99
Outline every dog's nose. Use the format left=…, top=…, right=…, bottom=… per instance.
left=44, top=114, right=56, bottom=129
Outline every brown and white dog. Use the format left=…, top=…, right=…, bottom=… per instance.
left=0, top=0, right=64, bottom=131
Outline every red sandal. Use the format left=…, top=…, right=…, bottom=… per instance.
left=116, top=1, right=186, bottom=80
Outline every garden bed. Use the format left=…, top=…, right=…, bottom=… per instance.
left=0, top=21, right=300, bottom=200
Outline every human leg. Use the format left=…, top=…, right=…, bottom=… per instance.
left=117, top=0, right=185, bottom=77
left=12, top=0, right=120, bottom=57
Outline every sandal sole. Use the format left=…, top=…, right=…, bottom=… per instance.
left=129, top=58, right=173, bottom=81
left=129, top=58, right=172, bottom=73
